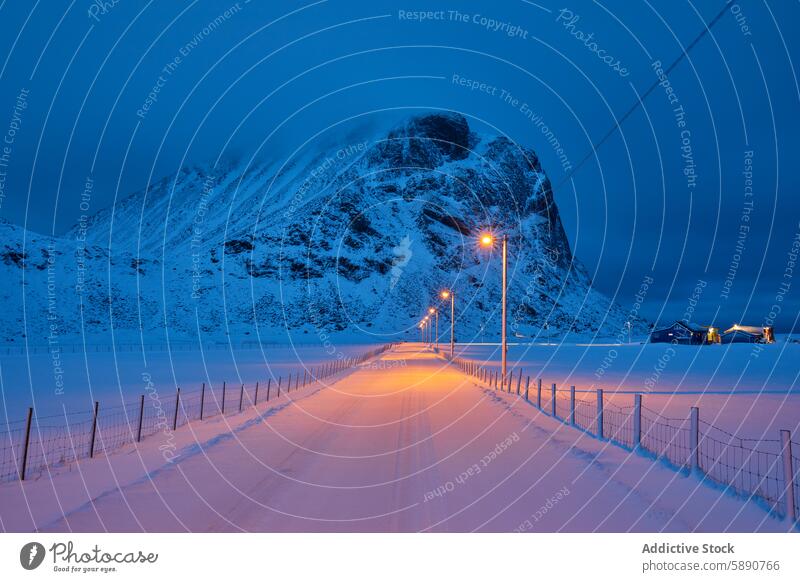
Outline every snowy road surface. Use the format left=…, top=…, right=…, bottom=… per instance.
left=0, top=344, right=792, bottom=532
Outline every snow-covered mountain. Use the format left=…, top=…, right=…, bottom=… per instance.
left=0, top=113, right=646, bottom=344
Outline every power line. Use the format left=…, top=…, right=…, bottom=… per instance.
left=553, top=0, right=735, bottom=192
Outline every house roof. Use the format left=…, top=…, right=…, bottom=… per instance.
left=683, top=322, right=707, bottom=332
left=724, top=325, right=766, bottom=335
left=652, top=320, right=708, bottom=334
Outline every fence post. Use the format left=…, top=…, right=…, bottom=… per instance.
left=254, top=381, right=259, bottom=406
left=537, top=379, right=542, bottom=409
left=137, top=394, right=145, bottom=441
left=633, top=394, right=642, bottom=448
left=524, top=376, right=530, bottom=401
left=173, top=388, right=180, bottom=431
left=239, top=384, right=244, bottom=412
left=20, top=407, right=33, bottom=480
left=551, top=383, right=557, bottom=417
left=221, top=381, right=227, bottom=414
left=89, top=401, right=99, bottom=458
left=569, top=386, right=576, bottom=426
left=507, top=373, right=512, bottom=393
left=199, top=383, right=205, bottom=420
left=277, top=377, right=281, bottom=397
left=780, top=430, right=796, bottom=522
left=266, top=379, right=271, bottom=401
left=596, top=389, right=604, bottom=439
left=516, top=370, right=522, bottom=395
left=690, top=406, right=700, bottom=471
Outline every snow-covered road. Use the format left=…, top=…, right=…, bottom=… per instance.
left=1, top=344, right=792, bottom=532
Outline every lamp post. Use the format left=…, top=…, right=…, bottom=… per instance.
left=480, top=233, right=508, bottom=383
left=429, top=307, right=438, bottom=348
left=440, top=290, right=454, bottom=358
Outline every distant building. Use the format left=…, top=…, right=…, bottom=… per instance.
left=721, top=325, right=775, bottom=344
left=650, top=321, right=712, bottom=345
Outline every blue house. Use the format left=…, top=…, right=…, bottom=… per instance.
left=649, top=321, right=711, bottom=345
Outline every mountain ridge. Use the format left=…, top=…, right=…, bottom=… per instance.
left=0, top=112, right=647, bottom=343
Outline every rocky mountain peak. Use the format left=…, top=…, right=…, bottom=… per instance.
left=0, top=112, right=646, bottom=343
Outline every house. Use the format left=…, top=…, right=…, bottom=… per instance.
left=720, top=325, right=775, bottom=344
left=650, top=321, right=712, bottom=345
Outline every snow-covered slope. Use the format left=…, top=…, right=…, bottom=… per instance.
left=0, top=113, right=646, bottom=343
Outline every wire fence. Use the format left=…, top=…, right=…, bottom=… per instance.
left=793, top=444, right=800, bottom=520
left=0, top=340, right=355, bottom=356
left=0, top=344, right=393, bottom=483
left=451, top=356, right=799, bottom=526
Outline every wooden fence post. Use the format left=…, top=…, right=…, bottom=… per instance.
left=239, top=384, right=244, bottom=412
left=20, top=407, right=33, bottom=480
left=89, top=401, right=99, bottom=458
left=690, top=406, right=700, bottom=470
left=137, top=394, right=145, bottom=441
left=266, top=379, right=271, bottom=401
left=277, top=377, right=281, bottom=397
left=633, top=394, right=642, bottom=448
left=173, top=388, right=180, bottom=431
left=537, top=379, right=542, bottom=409
left=596, top=389, right=604, bottom=439
left=551, top=383, right=557, bottom=417
left=780, top=430, right=796, bottom=522
left=254, top=381, right=259, bottom=406
left=524, top=376, right=530, bottom=401
left=516, top=370, right=522, bottom=395
left=221, top=381, right=227, bottom=414
left=199, top=383, right=205, bottom=421
left=569, top=386, right=576, bottom=426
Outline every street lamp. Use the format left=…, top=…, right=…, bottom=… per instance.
left=440, top=289, right=454, bottom=358
left=479, top=232, right=508, bottom=384
left=429, top=307, right=438, bottom=348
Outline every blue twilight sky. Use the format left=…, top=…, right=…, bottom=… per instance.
left=0, top=0, right=798, bottom=330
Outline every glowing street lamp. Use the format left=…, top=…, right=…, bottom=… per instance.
left=440, top=289, right=454, bottom=358
left=479, top=232, right=508, bottom=384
